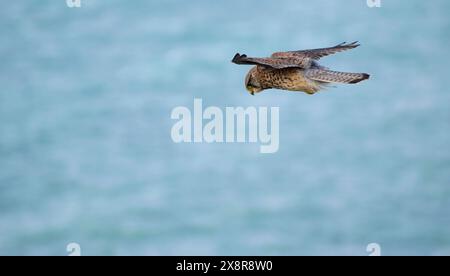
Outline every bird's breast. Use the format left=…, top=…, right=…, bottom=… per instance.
left=259, top=68, right=318, bottom=93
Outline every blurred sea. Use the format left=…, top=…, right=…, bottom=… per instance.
left=0, top=0, right=449, bottom=255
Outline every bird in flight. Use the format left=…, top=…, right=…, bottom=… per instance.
left=232, top=42, right=370, bottom=95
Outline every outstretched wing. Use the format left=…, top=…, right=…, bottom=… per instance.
left=272, top=42, right=360, bottom=60
left=231, top=53, right=311, bottom=69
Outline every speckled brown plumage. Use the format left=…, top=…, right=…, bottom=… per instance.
left=232, top=42, right=370, bottom=95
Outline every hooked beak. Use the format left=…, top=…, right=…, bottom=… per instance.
left=246, top=86, right=256, bottom=96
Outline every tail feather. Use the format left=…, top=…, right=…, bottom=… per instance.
left=306, top=69, right=370, bottom=84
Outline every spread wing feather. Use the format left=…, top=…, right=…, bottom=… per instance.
left=272, top=41, right=360, bottom=60
left=232, top=42, right=361, bottom=69
left=231, top=53, right=311, bottom=69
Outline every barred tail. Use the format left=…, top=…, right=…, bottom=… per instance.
left=306, top=69, right=370, bottom=84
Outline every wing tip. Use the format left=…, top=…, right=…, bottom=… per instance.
left=349, top=73, right=370, bottom=84
left=336, top=41, right=360, bottom=48
left=362, top=73, right=370, bottom=80
left=231, top=53, right=247, bottom=64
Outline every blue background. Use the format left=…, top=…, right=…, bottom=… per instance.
left=0, top=0, right=449, bottom=255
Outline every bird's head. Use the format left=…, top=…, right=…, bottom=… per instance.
left=245, top=67, right=263, bottom=95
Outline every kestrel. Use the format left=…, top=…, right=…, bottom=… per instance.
left=232, top=42, right=370, bottom=95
